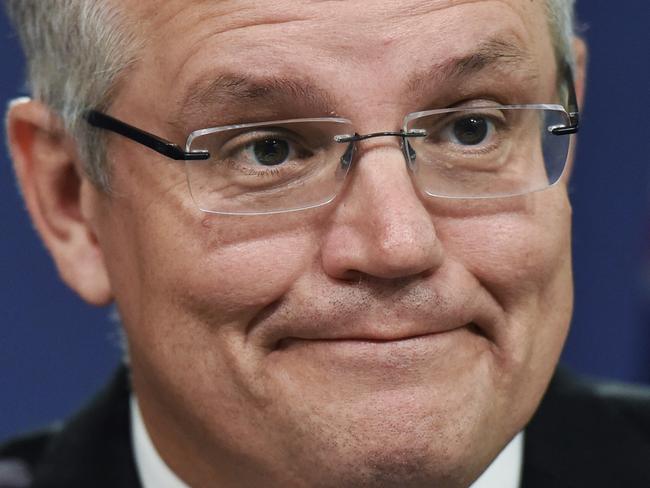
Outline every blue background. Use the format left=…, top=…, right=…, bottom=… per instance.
left=1, top=3, right=649, bottom=442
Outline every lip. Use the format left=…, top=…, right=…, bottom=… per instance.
left=276, top=329, right=465, bottom=350
left=255, top=300, right=483, bottom=351
left=269, top=325, right=485, bottom=372
left=262, top=312, right=489, bottom=352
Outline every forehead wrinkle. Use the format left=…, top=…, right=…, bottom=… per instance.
left=407, top=35, right=540, bottom=97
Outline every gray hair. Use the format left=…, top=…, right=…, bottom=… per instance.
left=546, top=0, right=578, bottom=70
left=4, top=0, right=577, bottom=189
left=4, top=0, right=141, bottom=188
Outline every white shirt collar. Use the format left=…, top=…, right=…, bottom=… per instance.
left=131, top=395, right=523, bottom=488
left=470, top=431, right=524, bottom=488
left=130, top=396, right=190, bottom=488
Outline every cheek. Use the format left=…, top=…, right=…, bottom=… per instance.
left=432, top=194, right=573, bottom=423
left=192, top=234, right=315, bottom=310
left=437, top=203, right=572, bottom=305
left=435, top=193, right=573, bottom=390
left=140, top=218, right=319, bottom=324
left=102, top=149, right=321, bottom=324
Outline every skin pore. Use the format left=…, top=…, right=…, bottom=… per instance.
left=7, top=0, right=585, bottom=486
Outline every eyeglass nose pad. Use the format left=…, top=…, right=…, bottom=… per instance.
left=401, top=138, right=417, bottom=170
left=340, top=142, right=356, bottom=170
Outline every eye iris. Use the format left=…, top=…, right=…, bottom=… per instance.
left=253, top=139, right=290, bottom=166
left=453, top=117, right=488, bottom=145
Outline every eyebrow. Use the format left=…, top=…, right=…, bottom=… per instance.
left=176, top=36, right=538, bottom=126
left=407, top=37, right=539, bottom=95
left=178, top=74, right=338, bottom=124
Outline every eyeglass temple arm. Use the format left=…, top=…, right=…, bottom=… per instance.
left=551, top=62, right=580, bottom=136
left=84, top=110, right=210, bottom=161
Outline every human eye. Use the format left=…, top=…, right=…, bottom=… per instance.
left=190, top=123, right=340, bottom=198
left=432, top=109, right=509, bottom=153
left=444, top=115, right=496, bottom=147
left=406, top=106, right=528, bottom=177
left=406, top=105, right=559, bottom=197
left=220, top=128, right=314, bottom=175
left=412, top=106, right=519, bottom=171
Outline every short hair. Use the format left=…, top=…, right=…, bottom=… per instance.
left=4, top=1, right=141, bottom=189
left=546, top=0, right=578, bottom=69
left=4, top=0, right=577, bottom=189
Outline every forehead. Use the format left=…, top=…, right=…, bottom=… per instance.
left=128, top=0, right=547, bottom=28
left=126, top=0, right=549, bottom=48
left=115, top=0, right=554, bottom=125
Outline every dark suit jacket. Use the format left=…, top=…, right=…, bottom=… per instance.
left=1, top=367, right=650, bottom=487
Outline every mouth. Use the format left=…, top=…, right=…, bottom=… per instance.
left=277, top=329, right=459, bottom=350
left=270, top=322, right=488, bottom=365
left=264, top=324, right=489, bottom=380
left=275, top=322, right=486, bottom=349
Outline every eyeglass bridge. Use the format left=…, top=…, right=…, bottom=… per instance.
left=333, top=130, right=426, bottom=167
left=334, top=129, right=427, bottom=144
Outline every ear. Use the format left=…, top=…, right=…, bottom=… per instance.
left=572, top=36, right=588, bottom=108
left=6, top=98, right=113, bottom=306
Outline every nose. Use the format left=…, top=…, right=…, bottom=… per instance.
left=321, top=143, right=444, bottom=281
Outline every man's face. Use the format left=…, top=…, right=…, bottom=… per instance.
left=91, top=0, right=574, bottom=485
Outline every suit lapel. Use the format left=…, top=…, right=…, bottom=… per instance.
left=522, top=368, right=650, bottom=487
left=31, top=367, right=141, bottom=488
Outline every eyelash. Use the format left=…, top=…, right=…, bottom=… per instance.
left=223, top=159, right=285, bottom=177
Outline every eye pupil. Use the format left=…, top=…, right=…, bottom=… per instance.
left=453, top=117, right=488, bottom=145
left=253, top=139, right=290, bottom=166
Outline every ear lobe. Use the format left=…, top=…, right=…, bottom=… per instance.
left=6, top=98, right=114, bottom=306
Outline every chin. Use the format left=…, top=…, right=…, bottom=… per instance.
left=268, top=379, right=504, bottom=488
left=295, top=431, right=488, bottom=488
left=257, top=337, right=511, bottom=484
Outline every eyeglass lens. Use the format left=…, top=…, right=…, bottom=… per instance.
left=404, top=106, right=571, bottom=199
left=186, top=107, right=571, bottom=215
